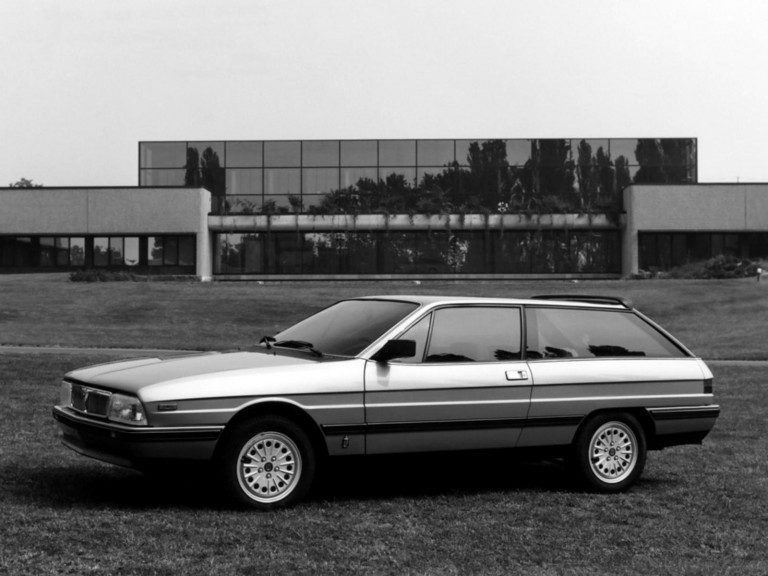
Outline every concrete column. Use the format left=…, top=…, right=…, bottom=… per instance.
left=196, top=188, right=213, bottom=281
left=622, top=186, right=638, bottom=276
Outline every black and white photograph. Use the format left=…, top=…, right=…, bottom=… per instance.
left=1, top=1, right=766, bottom=574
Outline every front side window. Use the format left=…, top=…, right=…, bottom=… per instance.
left=525, top=307, right=685, bottom=359
left=422, top=307, right=522, bottom=363
left=394, top=313, right=432, bottom=364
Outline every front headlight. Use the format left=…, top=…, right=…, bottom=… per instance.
left=108, top=394, right=148, bottom=426
left=60, top=381, right=72, bottom=407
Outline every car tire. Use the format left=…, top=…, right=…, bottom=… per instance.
left=572, top=412, right=646, bottom=492
left=220, top=415, right=316, bottom=510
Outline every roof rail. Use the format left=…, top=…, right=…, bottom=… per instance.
left=530, top=294, right=634, bottom=309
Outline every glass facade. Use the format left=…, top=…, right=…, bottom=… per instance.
left=0, top=235, right=195, bottom=271
left=212, top=230, right=620, bottom=275
left=639, top=232, right=768, bottom=270
left=139, top=138, right=697, bottom=216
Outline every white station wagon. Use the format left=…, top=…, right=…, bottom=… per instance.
left=54, top=294, right=719, bottom=509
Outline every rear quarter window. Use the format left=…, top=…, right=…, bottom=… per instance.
left=525, top=307, right=687, bottom=360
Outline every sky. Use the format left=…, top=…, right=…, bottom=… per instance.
left=2, top=0, right=768, bottom=187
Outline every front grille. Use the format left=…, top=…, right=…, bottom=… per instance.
left=70, top=383, right=111, bottom=417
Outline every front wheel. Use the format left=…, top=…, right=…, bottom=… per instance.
left=220, top=416, right=316, bottom=509
left=572, top=413, right=646, bottom=492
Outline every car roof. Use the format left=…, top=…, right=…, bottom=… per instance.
left=354, top=294, right=628, bottom=309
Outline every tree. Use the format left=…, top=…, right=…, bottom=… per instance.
left=9, top=177, right=43, bottom=188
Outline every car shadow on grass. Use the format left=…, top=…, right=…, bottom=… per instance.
left=4, top=450, right=606, bottom=511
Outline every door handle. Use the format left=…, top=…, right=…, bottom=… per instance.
left=505, top=369, right=528, bottom=381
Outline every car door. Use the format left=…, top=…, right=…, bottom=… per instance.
left=363, top=305, right=532, bottom=454
left=519, top=306, right=707, bottom=447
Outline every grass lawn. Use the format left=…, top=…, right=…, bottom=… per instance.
left=2, top=274, right=768, bottom=358
left=0, top=352, right=765, bottom=575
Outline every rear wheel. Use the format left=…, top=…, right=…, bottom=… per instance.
left=573, top=413, right=646, bottom=492
left=220, top=416, right=315, bottom=509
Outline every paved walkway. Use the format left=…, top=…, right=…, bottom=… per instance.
left=0, top=344, right=765, bottom=365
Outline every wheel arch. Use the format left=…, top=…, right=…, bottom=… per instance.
left=213, top=400, right=329, bottom=461
left=570, top=407, right=656, bottom=446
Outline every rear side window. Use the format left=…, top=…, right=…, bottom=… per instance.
left=525, top=308, right=686, bottom=359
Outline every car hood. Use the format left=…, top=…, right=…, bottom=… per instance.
left=65, top=350, right=322, bottom=395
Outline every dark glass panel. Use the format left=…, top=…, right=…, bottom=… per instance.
left=264, top=168, right=300, bottom=196
left=163, top=237, right=178, bottom=265
left=243, top=234, right=264, bottom=273
left=570, top=231, right=619, bottom=273
left=493, top=231, right=530, bottom=273
left=341, top=167, right=377, bottom=188
left=724, top=234, right=739, bottom=255
left=417, top=140, right=454, bottom=166
left=426, top=307, right=521, bottom=362
left=39, top=237, right=54, bottom=267
left=70, top=237, right=85, bottom=266
left=378, top=167, right=416, bottom=186
left=302, top=168, right=339, bottom=195
left=187, top=141, right=225, bottom=160
left=55, top=238, right=69, bottom=266
left=639, top=233, right=657, bottom=269
left=93, top=237, right=109, bottom=267
left=124, top=237, right=139, bottom=266
left=140, top=142, right=186, bottom=168
left=379, top=232, right=417, bottom=274
left=416, top=167, right=446, bottom=183
left=348, top=232, right=378, bottom=274
left=139, top=169, right=186, bottom=186
left=262, top=194, right=295, bottom=213
left=505, top=139, right=532, bottom=165
left=302, top=141, right=339, bottom=167
left=301, top=195, right=326, bottom=211
left=418, top=231, right=453, bottom=274
left=379, top=140, right=416, bottom=166
left=178, top=236, right=195, bottom=267
left=525, top=308, right=685, bottom=359
left=449, top=231, right=486, bottom=274
left=272, top=233, right=303, bottom=274
left=109, top=237, right=124, bottom=266
left=303, top=232, right=345, bottom=274
left=747, top=233, right=768, bottom=260
left=215, top=233, right=244, bottom=274
left=660, top=139, right=696, bottom=167
left=226, top=169, right=263, bottom=195
left=657, top=234, right=672, bottom=269
left=226, top=141, right=263, bottom=168
left=691, top=233, right=711, bottom=261
left=264, top=141, right=301, bottom=167
left=711, top=234, right=723, bottom=257
left=224, top=195, right=262, bottom=214
left=609, top=139, right=639, bottom=164
left=12, top=237, right=34, bottom=267
left=148, top=237, right=163, bottom=266
left=571, top=139, right=609, bottom=161
left=671, top=234, right=687, bottom=267
left=529, top=232, right=559, bottom=273
left=340, top=141, right=377, bottom=166
left=454, top=140, right=473, bottom=165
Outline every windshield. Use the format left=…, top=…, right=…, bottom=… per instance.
left=272, top=299, right=418, bottom=356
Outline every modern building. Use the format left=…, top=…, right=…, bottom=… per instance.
left=1, top=138, right=766, bottom=280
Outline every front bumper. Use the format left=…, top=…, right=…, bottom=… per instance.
left=52, top=406, right=223, bottom=468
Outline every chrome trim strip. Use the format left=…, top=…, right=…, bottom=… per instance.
left=368, top=399, right=531, bottom=408
left=532, top=393, right=712, bottom=403
left=168, top=403, right=364, bottom=415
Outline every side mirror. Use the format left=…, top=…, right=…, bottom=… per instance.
left=371, top=339, right=416, bottom=363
